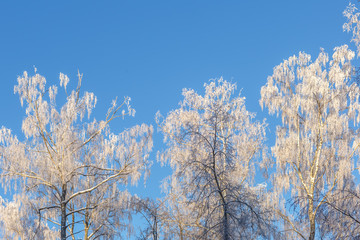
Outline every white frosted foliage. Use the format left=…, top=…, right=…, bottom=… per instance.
left=157, top=78, right=274, bottom=239
left=0, top=70, right=153, bottom=239
left=260, top=45, right=360, bottom=239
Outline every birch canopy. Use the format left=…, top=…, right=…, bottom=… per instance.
left=260, top=45, right=360, bottom=240
left=157, top=78, right=274, bottom=239
left=0, top=71, right=153, bottom=239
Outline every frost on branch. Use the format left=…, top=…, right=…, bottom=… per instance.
left=0, top=70, right=153, bottom=239
left=59, top=72, right=69, bottom=91
left=260, top=45, right=360, bottom=239
left=344, top=3, right=360, bottom=55
left=0, top=194, right=58, bottom=239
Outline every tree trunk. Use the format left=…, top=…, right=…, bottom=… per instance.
left=223, top=204, right=229, bottom=240
left=308, top=200, right=315, bottom=240
left=61, top=185, right=67, bottom=240
left=179, top=224, right=184, bottom=240
left=84, top=218, right=89, bottom=240
left=309, top=216, right=315, bottom=240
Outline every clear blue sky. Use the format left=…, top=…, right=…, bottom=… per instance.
left=0, top=0, right=352, bottom=215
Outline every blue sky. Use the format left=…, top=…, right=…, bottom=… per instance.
left=0, top=0, right=353, bottom=224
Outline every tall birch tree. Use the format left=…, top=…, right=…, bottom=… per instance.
left=157, top=78, right=275, bottom=239
left=0, top=70, right=153, bottom=239
left=309, top=4, right=360, bottom=238
left=260, top=45, right=360, bottom=239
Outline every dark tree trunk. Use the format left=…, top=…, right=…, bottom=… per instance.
left=308, top=198, right=315, bottom=240
left=223, top=204, right=229, bottom=240
left=61, top=185, right=67, bottom=240
left=309, top=218, right=315, bottom=240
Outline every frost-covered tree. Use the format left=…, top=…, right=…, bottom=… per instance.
left=134, top=197, right=164, bottom=240
left=260, top=45, right=360, bottom=240
left=134, top=192, right=197, bottom=240
left=0, top=70, right=153, bottom=239
left=159, top=187, right=200, bottom=240
left=344, top=2, right=360, bottom=55
left=304, top=4, right=360, bottom=238
left=0, top=193, right=58, bottom=239
left=157, top=78, right=275, bottom=239
left=316, top=182, right=360, bottom=239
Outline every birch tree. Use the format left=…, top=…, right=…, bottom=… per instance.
left=0, top=193, right=58, bottom=239
left=307, top=4, right=360, bottom=238
left=344, top=2, right=360, bottom=55
left=134, top=197, right=164, bottom=240
left=260, top=45, right=360, bottom=239
left=134, top=192, right=196, bottom=240
left=316, top=182, right=360, bottom=239
left=159, top=186, right=200, bottom=240
left=0, top=70, right=153, bottom=239
left=157, top=78, right=275, bottom=239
